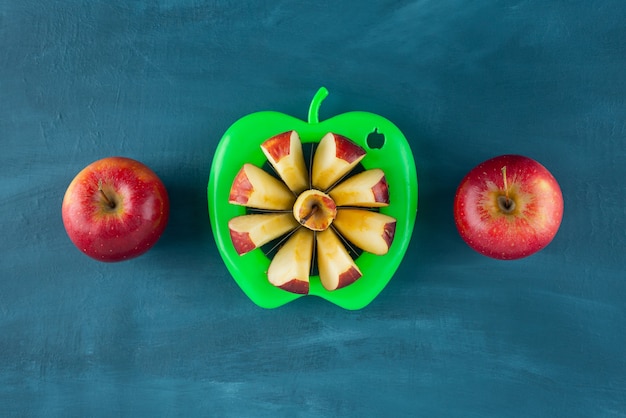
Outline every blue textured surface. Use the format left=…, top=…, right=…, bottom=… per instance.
left=1, top=1, right=625, bottom=416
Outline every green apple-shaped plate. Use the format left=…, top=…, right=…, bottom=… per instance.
left=208, top=87, right=417, bottom=309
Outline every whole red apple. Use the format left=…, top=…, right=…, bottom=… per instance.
left=453, top=154, right=563, bottom=260
left=62, top=157, right=169, bottom=262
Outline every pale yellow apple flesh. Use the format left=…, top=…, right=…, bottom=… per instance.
left=261, top=130, right=309, bottom=194
left=316, top=228, right=362, bottom=291
left=267, top=228, right=314, bottom=294
left=229, top=163, right=295, bottom=210
left=312, top=133, right=366, bottom=191
left=329, top=169, right=390, bottom=207
left=332, top=209, right=396, bottom=255
left=228, top=213, right=299, bottom=255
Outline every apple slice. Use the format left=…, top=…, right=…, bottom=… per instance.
left=229, top=163, right=295, bottom=210
left=261, top=131, right=309, bottom=194
left=332, top=209, right=396, bottom=255
left=267, top=228, right=314, bottom=294
left=311, top=133, right=366, bottom=191
left=316, top=228, right=362, bottom=291
left=228, top=213, right=299, bottom=255
left=329, top=169, right=389, bottom=207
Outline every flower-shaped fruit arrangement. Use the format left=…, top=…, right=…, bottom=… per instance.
left=208, top=88, right=417, bottom=309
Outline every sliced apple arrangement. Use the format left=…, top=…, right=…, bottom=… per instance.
left=208, top=87, right=418, bottom=310
left=228, top=130, right=397, bottom=294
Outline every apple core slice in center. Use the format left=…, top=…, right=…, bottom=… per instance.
left=292, top=189, right=337, bottom=231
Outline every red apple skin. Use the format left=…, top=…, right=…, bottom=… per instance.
left=382, top=221, right=396, bottom=249
left=228, top=167, right=254, bottom=205
left=337, top=266, right=362, bottom=290
left=371, top=176, right=390, bottom=205
left=262, top=131, right=292, bottom=162
left=453, top=154, right=563, bottom=260
left=62, top=157, right=169, bottom=262
left=334, top=134, right=366, bottom=163
left=229, top=230, right=256, bottom=255
left=279, top=279, right=309, bottom=295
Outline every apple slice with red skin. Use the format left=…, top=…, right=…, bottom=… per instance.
left=261, top=130, right=309, bottom=194
left=228, top=213, right=299, bottom=256
left=454, top=154, right=563, bottom=260
left=329, top=169, right=389, bottom=207
left=312, top=132, right=366, bottom=191
left=229, top=163, right=295, bottom=210
left=267, top=228, right=314, bottom=294
left=332, top=209, right=396, bottom=255
left=316, top=228, right=362, bottom=291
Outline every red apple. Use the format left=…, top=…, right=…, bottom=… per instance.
left=453, top=154, right=563, bottom=260
left=62, top=157, right=169, bottom=262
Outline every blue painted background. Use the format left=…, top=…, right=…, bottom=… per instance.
left=2, top=1, right=625, bottom=416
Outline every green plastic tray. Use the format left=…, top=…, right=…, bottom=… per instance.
left=208, top=87, right=418, bottom=309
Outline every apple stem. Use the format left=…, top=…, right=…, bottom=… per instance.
left=98, top=180, right=116, bottom=209
left=501, top=166, right=510, bottom=204
left=308, top=87, right=329, bottom=124
left=300, top=205, right=319, bottom=225
left=498, top=166, right=516, bottom=213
